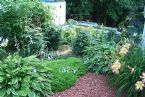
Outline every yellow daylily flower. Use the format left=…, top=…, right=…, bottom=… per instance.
left=135, top=81, right=144, bottom=90
left=111, top=60, right=121, bottom=74
left=119, top=47, right=128, bottom=56
left=124, top=43, right=131, bottom=49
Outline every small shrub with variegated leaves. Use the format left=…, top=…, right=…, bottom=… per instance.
left=0, top=54, right=52, bottom=97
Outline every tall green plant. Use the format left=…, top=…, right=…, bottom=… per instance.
left=72, top=27, right=91, bottom=55
left=83, top=31, right=117, bottom=73
left=0, top=0, right=52, bottom=56
left=43, top=25, right=61, bottom=51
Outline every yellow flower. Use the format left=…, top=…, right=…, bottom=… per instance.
left=124, top=43, right=131, bottom=49
left=119, top=47, right=128, bottom=56
left=135, top=81, right=144, bottom=90
left=112, top=69, right=119, bottom=74
left=111, top=60, right=121, bottom=70
left=111, top=60, right=121, bottom=74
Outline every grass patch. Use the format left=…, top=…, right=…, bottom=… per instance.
left=44, top=57, right=87, bottom=93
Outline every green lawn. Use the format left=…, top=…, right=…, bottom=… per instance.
left=44, top=57, right=87, bottom=92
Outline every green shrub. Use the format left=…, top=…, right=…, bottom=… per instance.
left=0, top=0, right=52, bottom=56
left=43, top=25, right=61, bottom=51
left=61, top=28, right=76, bottom=45
left=44, top=57, right=87, bottom=92
left=83, top=31, right=117, bottom=74
left=19, top=26, right=45, bottom=56
left=72, top=27, right=91, bottom=55
left=0, top=54, right=52, bottom=97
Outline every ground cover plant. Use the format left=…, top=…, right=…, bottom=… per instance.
left=44, top=57, right=87, bottom=92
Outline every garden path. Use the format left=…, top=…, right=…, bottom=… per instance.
left=51, top=73, right=123, bottom=97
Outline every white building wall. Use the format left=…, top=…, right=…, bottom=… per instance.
left=46, top=1, right=66, bottom=25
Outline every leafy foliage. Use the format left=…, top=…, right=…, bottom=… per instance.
left=66, top=0, right=144, bottom=26
left=0, top=54, right=52, bottom=97
left=0, top=0, right=52, bottom=56
left=61, top=28, right=76, bottom=45
left=43, top=24, right=61, bottom=51
left=72, top=27, right=91, bottom=55
left=44, top=57, right=87, bottom=92
left=83, top=30, right=117, bottom=74
left=66, top=0, right=92, bottom=15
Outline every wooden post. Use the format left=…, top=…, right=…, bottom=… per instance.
left=142, top=6, right=145, bottom=54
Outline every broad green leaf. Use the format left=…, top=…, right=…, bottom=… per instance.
left=0, top=71, right=4, bottom=76
left=0, top=76, right=4, bottom=83
left=18, top=87, right=30, bottom=96
left=0, top=88, right=5, bottom=97
left=6, top=88, right=11, bottom=95
left=11, top=88, right=18, bottom=96
left=11, top=78, right=19, bottom=84
left=28, top=91, right=36, bottom=97
left=31, top=82, right=41, bottom=91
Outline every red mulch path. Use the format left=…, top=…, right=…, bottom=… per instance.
left=51, top=73, right=123, bottom=97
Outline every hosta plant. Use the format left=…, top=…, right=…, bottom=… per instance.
left=0, top=54, right=52, bottom=97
